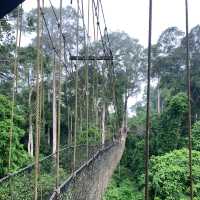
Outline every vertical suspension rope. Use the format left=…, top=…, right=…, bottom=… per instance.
left=185, top=0, right=193, bottom=199
left=56, top=0, right=63, bottom=189
left=88, top=0, right=90, bottom=35
left=96, top=0, right=99, bottom=40
left=38, top=2, right=44, bottom=195
left=145, top=0, right=152, bottom=199
left=81, top=0, right=89, bottom=160
left=73, top=0, right=80, bottom=171
left=92, top=0, right=96, bottom=41
left=16, top=4, right=23, bottom=91
left=8, top=5, right=21, bottom=175
left=52, top=53, right=57, bottom=155
left=40, top=0, right=44, bottom=138
left=8, top=6, right=21, bottom=200
left=87, top=0, right=90, bottom=159
left=92, top=0, right=99, bottom=138
left=34, top=0, right=41, bottom=199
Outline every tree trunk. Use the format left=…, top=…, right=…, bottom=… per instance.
left=95, top=98, right=99, bottom=127
left=101, top=103, right=106, bottom=146
left=47, top=88, right=51, bottom=145
left=47, top=127, right=50, bottom=145
left=157, top=77, right=161, bottom=115
left=28, top=93, right=34, bottom=157
left=70, top=113, right=73, bottom=145
left=80, top=106, right=82, bottom=133
left=52, top=62, right=57, bottom=154
left=28, top=69, right=33, bottom=157
left=123, top=92, right=128, bottom=129
left=67, top=107, right=70, bottom=145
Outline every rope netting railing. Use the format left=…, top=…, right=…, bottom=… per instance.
left=49, top=141, right=114, bottom=200
left=49, top=135, right=126, bottom=200
left=0, top=142, right=113, bottom=200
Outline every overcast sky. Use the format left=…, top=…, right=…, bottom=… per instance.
left=22, top=0, right=200, bottom=111
left=23, top=0, right=200, bottom=47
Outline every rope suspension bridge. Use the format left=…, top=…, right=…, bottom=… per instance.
left=0, top=0, right=196, bottom=200
left=0, top=0, right=126, bottom=199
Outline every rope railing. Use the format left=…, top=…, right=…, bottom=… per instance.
left=49, top=139, right=116, bottom=200
left=0, top=143, right=110, bottom=200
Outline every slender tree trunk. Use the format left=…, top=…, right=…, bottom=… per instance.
left=95, top=98, right=99, bottom=127
left=101, top=103, right=106, bottom=146
left=28, top=87, right=34, bottom=157
left=80, top=106, right=82, bottom=133
left=67, top=107, right=70, bottom=144
left=47, top=88, right=51, bottom=146
left=52, top=59, right=57, bottom=154
left=70, top=113, right=73, bottom=145
left=157, top=77, right=161, bottom=115
left=122, top=92, right=128, bottom=130
left=27, top=66, right=34, bottom=157
left=47, top=127, right=50, bottom=145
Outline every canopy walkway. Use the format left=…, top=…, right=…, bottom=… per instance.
left=0, top=0, right=195, bottom=199
left=0, top=130, right=127, bottom=200
left=0, top=0, right=125, bottom=199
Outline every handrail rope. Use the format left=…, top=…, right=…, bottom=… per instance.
left=185, top=0, right=193, bottom=199
left=145, top=0, right=152, bottom=200
left=34, top=0, right=41, bottom=199
left=0, top=144, right=97, bottom=185
left=49, top=140, right=116, bottom=200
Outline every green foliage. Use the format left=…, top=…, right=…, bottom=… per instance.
left=0, top=95, right=29, bottom=176
left=122, top=133, right=145, bottom=181
left=104, top=179, right=142, bottom=200
left=156, top=93, right=188, bottom=154
left=192, top=120, right=200, bottom=151
left=0, top=172, right=57, bottom=200
left=118, top=93, right=194, bottom=199
left=103, top=168, right=143, bottom=200
left=77, top=127, right=101, bottom=145
left=148, top=149, right=200, bottom=199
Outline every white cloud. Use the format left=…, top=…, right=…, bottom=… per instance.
left=22, top=0, right=200, bottom=113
